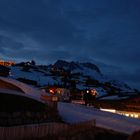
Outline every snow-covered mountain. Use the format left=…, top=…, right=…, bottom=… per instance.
left=9, top=60, right=137, bottom=98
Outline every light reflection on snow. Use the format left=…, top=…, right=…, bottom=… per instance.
left=71, top=100, right=140, bottom=119
left=100, top=108, right=140, bottom=119
left=100, top=108, right=116, bottom=113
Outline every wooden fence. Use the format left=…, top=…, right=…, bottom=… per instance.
left=0, top=120, right=96, bottom=140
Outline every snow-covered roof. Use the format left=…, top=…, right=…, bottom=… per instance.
left=58, top=102, right=140, bottom=134
left=0, top=88, right=44, bottom=103
left=0, top=76, right=47, bottom=103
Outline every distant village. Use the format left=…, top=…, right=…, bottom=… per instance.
left=0, top=59, right=15, bottom=66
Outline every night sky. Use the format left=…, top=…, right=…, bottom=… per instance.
left=0, top=0, right=140, bottom=89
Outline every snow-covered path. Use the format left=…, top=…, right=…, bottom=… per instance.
left=58, top=102, right=140, bottom=134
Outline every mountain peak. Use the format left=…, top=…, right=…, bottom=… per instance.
left=81, top=62, right=101, bottom=73
left=53, top=60, right=101, bottom=73
left=53, top=60, right=80, bottom=70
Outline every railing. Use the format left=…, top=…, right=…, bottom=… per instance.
left=0, top=120, right=96, bottom=140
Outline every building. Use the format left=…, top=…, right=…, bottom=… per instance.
left=0, top=60, right=15, bottom=66
left=56, top=88, right=71, bottom=102
left=0, top=77, right=59, bottom=126
left=46, top=87, right=71, bottom=102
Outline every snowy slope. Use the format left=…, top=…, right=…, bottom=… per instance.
left=58, top=102, right=140, bottom=134
left=10, top=66, right=57, bottom=86
left=9, top=60, right=136, bottom=99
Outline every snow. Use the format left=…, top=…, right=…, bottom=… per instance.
left=10, top=66, right=57, bottom=86
left=10, top=65, right=135, bottom=98
left=0, top=76, right=47, bottom=103
left=94, top=87, right=107, bottom=97
left=0, top=88, right=45, bottom=103
left=100, top=95, right=129, bottom=100
left=72, top=66, right=103, bottom=81
left=58, top=102, right=140, bottom=134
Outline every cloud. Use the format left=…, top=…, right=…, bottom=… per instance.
left=0, top=0, right=140, bottom=89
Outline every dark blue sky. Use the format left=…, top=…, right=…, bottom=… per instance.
left=0, top=0, right=140, bottom=89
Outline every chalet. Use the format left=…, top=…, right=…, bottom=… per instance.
left=43, top=86, right=71, bottom=102
left=0, top=77, right=59, bottom=126
left=56, top=88, right=71, bottom=102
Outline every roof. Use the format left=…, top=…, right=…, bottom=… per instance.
left=0, top=76, right=48, bottom=103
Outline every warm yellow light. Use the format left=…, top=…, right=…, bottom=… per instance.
left=134, top=114, right=139, bottom=118
left=100, top=108, right=116, bottom=113
left=49, top=89, right=54, bottom=94
left=125, top=114, right=129, bottom=117
left=87, top=90, right=89, bottom=93
left=52, top=96, right=58, bottom=101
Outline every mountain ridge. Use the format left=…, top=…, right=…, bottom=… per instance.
left=9, top=59, right=138, bottom=99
